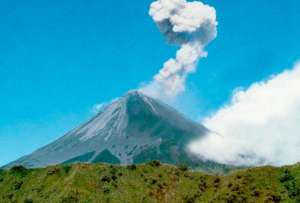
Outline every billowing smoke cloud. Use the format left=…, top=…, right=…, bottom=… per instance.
left=189, top=63, right=300, bottom=166
left=140, top=0, right=217, bottom=100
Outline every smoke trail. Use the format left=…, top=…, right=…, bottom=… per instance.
left=141, top=0, right=217, bottom=100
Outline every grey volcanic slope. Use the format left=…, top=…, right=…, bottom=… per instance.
left=5, top=91, right=208, bottom=168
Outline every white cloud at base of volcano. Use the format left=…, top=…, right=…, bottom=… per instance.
left=189, top=62, right=300, bottom=166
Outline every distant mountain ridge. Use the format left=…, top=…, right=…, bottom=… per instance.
left=5, top=91, right=209, bottom=168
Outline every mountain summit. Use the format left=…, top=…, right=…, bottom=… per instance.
left=5, top=91, right=208, bottom=168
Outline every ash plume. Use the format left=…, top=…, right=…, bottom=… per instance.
left=141, top=0, right=217, bottom=100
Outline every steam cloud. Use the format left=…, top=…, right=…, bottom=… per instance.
left=141, top=0, right=217, bottom=100
left=189, top=63, right=300, bottom=166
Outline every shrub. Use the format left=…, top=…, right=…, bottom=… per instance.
left=103, top=187, right=110, bottom=194
left=267, top=194, right=281, bottom=203
left=10, top=165, right=28, bottom=175
left=112, top=182, right=118, bottom=188
left=111, top=175, right=118, bottom=181
left=149, top=160, right=161, bottom=167
left=252, top=190, right=260, bottom=197
left=236, top=175, right=242, bottom=179
left=101, top=176, right=111, bottom=183
left=127, top=164, right=137, bottom=170
left=279, top=169, right=300, bottom=200
left=199, top=180, right=207, bottom=192
left=280, top=170, right=293, bottom=182
left=61, top=190, right=80, bottom=203
left=62, top=165, right=72, bottom=174
left=6, top=193, right=13, bottom=200
left=61, top=195, right=79, bottom=203
left=47, top=167, right=60, bottom=176
left=178, top=165, right=188, bottom=172
left=214, top=177, right=221, bottom=183
left=109, top=167, right=117, bottom=176
left=226, top=193, right=238, bottom=203
left=24, top=198, right=33, bottom=203
left=184, top=193, right=201, bottom=203
left=0, top=169, right=4, bottom=182
left=151, top=179, right=157, bottom=185
left=14, top=180, right=23, bottom=190
left=231, top=185, right=240, bottom=192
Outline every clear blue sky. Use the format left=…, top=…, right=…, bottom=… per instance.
left=0, top=0, right=299, bottom=166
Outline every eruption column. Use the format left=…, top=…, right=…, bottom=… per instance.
left=141, top=0, right=218, bottom=100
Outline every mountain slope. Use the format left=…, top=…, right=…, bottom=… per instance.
left=1, top=162, right=300, bottom=203
left=5, top=91, right=208, bottom=168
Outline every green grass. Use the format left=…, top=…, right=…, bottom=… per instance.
left=1, top=162, right=300, bottom=202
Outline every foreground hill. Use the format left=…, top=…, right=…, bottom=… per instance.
left=5, top=91, right=209, bottom=169
left=1, top=163, right=300, bottom=203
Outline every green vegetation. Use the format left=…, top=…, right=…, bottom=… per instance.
left=1, top=162, right=300, bottom=202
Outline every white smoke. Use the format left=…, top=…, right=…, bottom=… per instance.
left=141, top=0, right=217, bottom=100
left=92, top=98, right=119, bottom=114
left=189, top=62, right=300, bottom=166
left=92, top=103, right=107, bottom=114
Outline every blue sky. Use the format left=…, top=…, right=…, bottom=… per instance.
left=0, top=0, right=299, bottom=166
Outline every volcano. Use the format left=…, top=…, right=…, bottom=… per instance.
left=5, top=91, right=210, bottom=168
